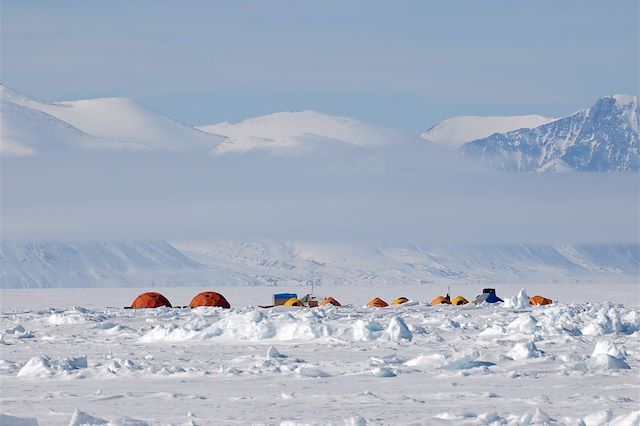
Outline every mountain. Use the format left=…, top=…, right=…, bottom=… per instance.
left=0, top=99, right=149, bottom=156
left=0, top=241, right=257, bottom=288
left=460, top=95, right=639, bottom=172
left=0, top=85, right=224, bottom=155
left=421, top=114, right=554, bottom=150
left=2, top=240, right=638, bottom=288
left=197, top=110, right=421, bottom=155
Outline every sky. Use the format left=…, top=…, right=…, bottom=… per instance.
left=1, top=0, right=638, bottom=133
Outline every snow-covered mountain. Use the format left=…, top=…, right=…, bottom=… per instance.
left=459, top=95, right=639, bottom=172
left=0, top=241, right=257, bottom=289
left=198, top=110, right=421, bottom=155
left=421, top=115, right=554, bottom=150
left=2, top=240, right=638, bottom=288
left=0, top=85, right=224, bottom=155
left=0, top=99, right=143, bottom=156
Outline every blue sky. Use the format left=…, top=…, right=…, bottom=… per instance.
left=2, top=1, right=638, bottom=132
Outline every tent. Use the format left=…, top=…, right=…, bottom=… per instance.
left=284, top=297, right=304, bottom=307
left=451, top=296, right=469, bottom=305
left=189, top=291, right=231, bottom=309
left=367, top=297, right=388, bottom=308
left=432, top=295, right=452, bottom=305
left=320, top=297, right=341, bottom=307
left=392, top=297, right=409, bottom=305
left=530, top=295, right=553, bottom=305
left=130, top=292, right=172, bottom=309
left=274, top=293, right=297, bottom=306
left=474, top=291, right=503, bottom=304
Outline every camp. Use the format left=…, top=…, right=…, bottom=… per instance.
left=451, top=296, right=469, bottom=305
left=392, top=297, right=409, bottom=305
left=474, top=288, right=503, bottom=304
left=530, top=295, right=553, bottom=305
left=283, top=298, right=304, bottom=307
left=320, top=297, right=341, bottom=307
left=367, top=297, right=388, bottom=308
left=130, top=292, right=172, bottom=309
left=432, top=295, right=452, bottom=305
left=189, top=291, right=231, bottom=308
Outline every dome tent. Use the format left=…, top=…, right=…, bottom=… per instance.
left=367, top=297, right=388, bottom=308
left=189, top=291, right=231, bottom=308
left=130, top=292, right=172, bottom=309
left=451, top=296, right=469, bottom=305
left=392, top=297, right=409, bottom=305
left=320, top=297, right=341, bottom=307
left=284, top=298, right=304, bottom=307
left=432, top=295, right=452, bottom=305
left=530, top=295, right=553, bottom=305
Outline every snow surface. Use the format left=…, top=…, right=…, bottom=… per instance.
left=421, top=115, right=555, bottom=150
left=0, top=285, right=638, bottom=425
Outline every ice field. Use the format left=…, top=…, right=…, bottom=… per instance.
left=1, top=284, right=639, bottom=425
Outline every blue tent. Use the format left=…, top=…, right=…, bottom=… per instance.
left=474, top=291, right=503, bottom=304
left=274, top=293, right=297, bottom=305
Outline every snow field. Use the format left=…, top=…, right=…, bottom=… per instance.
left=1, top=287, right=639, bottom=425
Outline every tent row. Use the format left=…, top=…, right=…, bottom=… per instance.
left=130, top=291, right=230, bottom=309
left=128, top=288, right=553, bottom=309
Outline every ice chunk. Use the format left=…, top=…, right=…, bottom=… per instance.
left=266, top=346, right=283, bottom=359
left=588, top=354, right=630, bottom=370
left=583, top=409, right=612, bottom=426
left=295, top=366, right=329, bottom=378
left=591, top=341, right=626, bottom=359
left=67, top=410, right=149, bottom=426
left=405, top=354, right=446, bottom=367
left=507, top=315, right=539, bottom=334
left=508, top=341, right=543, bottom=360
left=609, top=411, right=640, bottom=426
left=0, top=414, right=39, bottom=426
left=370, top=367, right=396, bottom=377
left=17, top=356, right=52, bottom=378
left=385, top=316, right=412, bottom=341
left=503, top=288, right=531, bottom=309
left=68, top=410, right=108, bottom=426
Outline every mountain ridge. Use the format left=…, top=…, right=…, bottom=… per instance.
left=2, top=240, right=638, bottom=288
left=459, top=95, right=639, bottom=172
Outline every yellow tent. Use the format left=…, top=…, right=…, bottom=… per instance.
left=451, top=296, right=469, bottom=305
left=283, top=298, right=304, bottom=307
left=392, top=296, right=409, bottom=305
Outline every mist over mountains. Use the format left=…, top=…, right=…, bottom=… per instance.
left=1, top=86, right=638, bottom=288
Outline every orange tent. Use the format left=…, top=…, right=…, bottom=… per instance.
left=320, top=297, right=341, bottom=307
left=530, top=295, right=553, bottom=305
left=367, top=297, right=388, bottom=308
left=432, top=296, right=452, bottom=305
left=131, top=292, right=172, bottom=309
left=189, top=291, right=231, bottom=308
